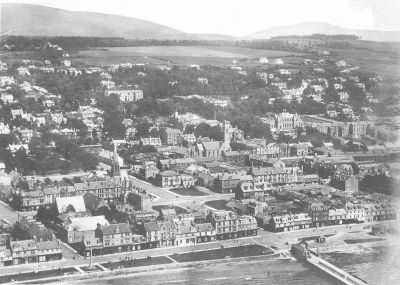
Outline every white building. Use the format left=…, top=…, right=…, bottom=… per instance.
left=104, top=87, right=144, bottom=102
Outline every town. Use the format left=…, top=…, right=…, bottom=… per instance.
left=0, top=34, right=399, bottom=283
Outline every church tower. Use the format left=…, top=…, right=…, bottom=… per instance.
left=223, top=120, right=231, bottom=144
left=112, top=144, right=120, bottom=177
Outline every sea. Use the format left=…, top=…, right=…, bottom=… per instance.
left=80, top=246, right=400, bottom=285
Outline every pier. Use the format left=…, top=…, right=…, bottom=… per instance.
left=291, top=243, right=367, bottom=285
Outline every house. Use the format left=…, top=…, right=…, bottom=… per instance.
left=73, top=180, right=126, bottom=203
left=154, top=170, right=182, bottom=188
left=157, top=221, right=176, bottom=247
left=195, top=223, right=216, bottom=243
left=237, top=215, right=258, bottom=237
left=61, top=215, right=109, bottom=244
left=160, top=128, right=183, bottom=145
left=42, top=187, right=61, bottom=206
left=140, top=137, right=162, bottom=147
left=0, top=93, right=13, bottom=104
left=214, top=173, right=253, bottom=194
left=236, top=181, right=271, bottom=200
left=10, top=239, right=62, bottom=265
left=17, top=67, right=30, bottom=76
left=339, top=92, right=349, bottom=102
left=104, top=86, right=143, bottom=102
left=269, top=213, right=312, bottom=232
left=100, top=80, right=116, bottom=89
left=208, top=210, right=238, bottom=240
left=328, top=208, right=346, bottom=226
left=0, top=122, right=10, bottom=135
left=174, top=221, right=197, bottom=246
left=142, top=222, right=161, bottom=248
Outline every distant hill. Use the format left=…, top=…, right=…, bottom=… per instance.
left=247, top=22, right=400, bottom=42
left=0, top=3, right=189, bottom=40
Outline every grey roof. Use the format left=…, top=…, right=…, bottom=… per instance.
left=102, top=223, right=131, bottom=235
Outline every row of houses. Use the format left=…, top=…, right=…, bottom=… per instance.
left=268, top=201, right=396, bottom=232
left=12, top=180, right=128, bottom=211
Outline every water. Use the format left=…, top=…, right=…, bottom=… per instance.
left=77, top=246, right=400, bottom=285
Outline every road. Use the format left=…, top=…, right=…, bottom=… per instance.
left=1, top=220, right=397, bottom=277
left=128, top=175, right=233, bottom=206
left=0, top=201, right=19, bottom=224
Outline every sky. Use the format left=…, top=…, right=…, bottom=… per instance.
left=1, top=0, right=400, bottom=36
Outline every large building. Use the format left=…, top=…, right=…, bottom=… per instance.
left=104, top=86, right=143, bottom=102
left=274, top=112, right=304, bottom=134
left=301, top=115, right=369, bottom=138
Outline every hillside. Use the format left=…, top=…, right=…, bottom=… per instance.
left=247, top=22, right=400, bottom=42
left=0, top=3, right=189, bottom=40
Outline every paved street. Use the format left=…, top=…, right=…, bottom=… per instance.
left=1, top=220, right=397, bottom=277
left=128, top=175, right=233, bottom=206
left=0, top=201, right=19, bottom=224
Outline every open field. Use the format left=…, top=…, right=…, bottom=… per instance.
left=328, top=40, right=400, bottom=76
left=76, top=46, right=305, bottom=66
left=169, top=187, right=208, bottom=196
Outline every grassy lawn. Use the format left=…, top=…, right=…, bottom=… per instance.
left=169, top=186, right=208, bottom=196
left=169, top=244, right=273, bottom=263
left=0, top=267, right=78, bottom=284
left=101, top=256, right=173, bottom=270
left=344, top=238, right=385, bottom=244
left=80, top=265, right=103, bottom=272
left=205, top=200, right=229, bottom=210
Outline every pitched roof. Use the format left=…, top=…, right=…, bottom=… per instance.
left=144, top=222, right=160, bottom=232
left=67, top=216, right=109, bottom=232
left=56, top=196, right=86, bottom=214
left=202, top=141, right=222, bottom=151
left=102, top=223, right=131, bottom=235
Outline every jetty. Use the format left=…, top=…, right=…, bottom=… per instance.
left=291, top=242, right=367, bottom=285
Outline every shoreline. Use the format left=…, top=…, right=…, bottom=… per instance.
left=13, top=238, right=393, bottom=284
left=17, top=253, right=284, bottom=284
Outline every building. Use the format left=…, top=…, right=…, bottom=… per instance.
left=236, top=181, right=271, bottom=200
left=154, top=170, right=182, bottom=188
left=160, top=128, right=183, bottom=145
left=274, top=112, right=303, bottom=134
left=10, top=239, right=62, bottom=265
left=140, top=137, right=162, bottom=147
left=104, top=87, right=143, bottom=102
left=73, top=180, right=126, bottom=203
left=328, top=208, right=346, bottom=226
left=142, top=222, right=161, bottom=248
left=195, top=223, right=216, bottom=243
left=214, top=174, right=253, bottom=194
left=60, top=215, right=109, bottom=244
left=269, top=213, right=312, bottom=232
left=209, top=211, right=238, bottom=240
left=56, top=196, right=86, bottom=214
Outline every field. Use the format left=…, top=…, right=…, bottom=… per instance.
left=328, top=40, right=400, bottom=76
left=169, top=186, right=208, bottom=196
left=205, top=200, right=229, bottom=210
left=76, top=45, right=304, bottom=66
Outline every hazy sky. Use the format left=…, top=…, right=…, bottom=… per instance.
left=2, top=0, right=400, bottom=36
